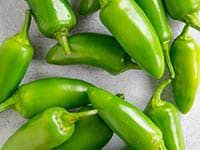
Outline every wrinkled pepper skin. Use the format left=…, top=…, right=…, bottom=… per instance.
left=46, top=33, right=140, bottom=75
left=135, top=0, right=175, bottom=78
left=171, top=25, right=200, bottom=114
left=0, top=77, right=94, bottom=118
left=0, top=10, right=33, bottom=103
left=2, top=107, right=98, bottom=150
left=145, top=79, right=185, bottom=150
left=99, top=0, right=165, bottom=79
left=79, top=0, right=100, bottom=15
left=164, top=0, right=200, bottom=31
left=55, top=107, right=113, bottom=150
left=27, top=0, right=76, bottom=54
left=87, top=87, right=166, bottom=150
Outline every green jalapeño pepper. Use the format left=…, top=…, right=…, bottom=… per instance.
left=79, top=0, right=100, bottom=15
left=164, top=0, right=200, bottom=31
left=27, top=0, right=76, bottom=54
left=87, top=87, right=166, bottom=150
left=145, top=79, right=185, bottom=150
left=135, top=0, right=175, bottom=78
left=2, top=107, right=98, bottom=150
left=171, top=25, right=200, bottom=114
left=55, top=107, right=113, bottom=150
left=0, top=10, right=33, bottom=103
left=99, top=0, right=165, bottom=79
left=46, top=33, right=140, bottom=75
left=0, top=77, right=94, bottom=118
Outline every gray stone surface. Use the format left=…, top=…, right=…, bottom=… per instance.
left=0, top=0, right=200, bottom=149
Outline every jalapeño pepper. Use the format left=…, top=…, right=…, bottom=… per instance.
left=0, top=10, right=33, bottom=103
left=2, top=107, right=98, bottom=150
left=27, top=0, right=76, bottom=54
left=99, top=0, right=165, bottom=79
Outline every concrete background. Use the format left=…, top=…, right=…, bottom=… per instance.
left=0, top=0, right=200, bottom=149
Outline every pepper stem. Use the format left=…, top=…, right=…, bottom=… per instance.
left=184, top=11, right=200, bottom=31
left=65, top=109, right=98, bottom=123
left=73, top=109, right=98, bottom=118
left=0, top=97, right=16, bottom=113
left=116, top=93, right=125, bottom=99
left=162, top=41, right=175, bottom=78
left=19, top=9, right=32, bottom=39
left=54, top=28, right=71, bottom=55
left=150, top=79, right=171, bottom=107
left=181, top=24, right=190, bottom=37
left=99, top=0, right=110, bottom=8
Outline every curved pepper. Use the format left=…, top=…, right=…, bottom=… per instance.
left=164, top=0, right=200, bottom=31
left=79, top=0, right=100, bottom=15
left=171, top=25, right=200, bottom=114
left=0, top=77, right=94, bottom=118
left=135, top=0, right=175, bottom=78
left=46, top=33, right=140, bottom=75
left=145, top=79, right=185, bottom=150
left=2, top=107, right=98, bottom=150
left=27, top=0, right=76, bottom=54
left=87, top=87, right=166, bottom=150
left=99, top=0, right=165, bottom=79
left=0, top=10, right=33, bottom=103
left=54, top=107, right=113, bottom=150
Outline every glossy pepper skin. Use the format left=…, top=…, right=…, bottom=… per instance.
left=0, top=77, right=94, bottom=118
left=171, top=25, right=200, bottom=114
left=99, top=0, right=165, bottom=79
left=164, top=0, right=200, bottom=31
left=79, top=0, right=100, bottom=15
left=27, top=0, right=76, bottom=54
left=0, top=10, right=33, bottom=103
left=2, top=107, right=98, bottom=150
left=145, top=79, right=185, bottom=150
left=46, top=33, right=140, bottom=75
left=55, top=107, right=113, bottom=150
left=87, top=87, right=166, bottom=150
left=135, top=0, right=175, bottom=78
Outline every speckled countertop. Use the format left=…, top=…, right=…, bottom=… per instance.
left=0, top=0, right=200, bottom=149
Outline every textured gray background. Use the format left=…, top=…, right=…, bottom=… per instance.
left=0, top=0, right=200, bottom=149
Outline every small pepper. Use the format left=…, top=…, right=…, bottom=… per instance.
left=135, top=0, right=175, bottom=78
left=2, top=107, right=98, bottom=150
left=99, top=0, right=165, bottom=79
left=87, top=87, right=166, bottom=150
left=0, top=77, right=94, bottom=118
left=46, top=33, right=140, bottom=75
left=0, top=10, right=33, bottom=103
left=164, top=0, right=200, bottom=31
left=79, top=0, right=100, bottom=15
left=27, top=0, right=76, bottom=54
left=171, top=25, right=200, bottom=114
left=145, top=79, right=185, bottom=150
left=54, top=107, right=113, bottom=150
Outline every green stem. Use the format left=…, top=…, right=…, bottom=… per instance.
left=74, top=109, right=98, bottom=118
left=150, top=79, right=171, bottom=107
left=0, top=97, right=16, bottom=112
left=64, top=109, right=98, bottom=124
left=116, top=93, right=125, bottom=99
left=181, top=24, right=190, bottom=37
left=19, top=9, right=32, bottom=39
left=184, top=11, right=200, bottom=31
left=162, top=41, right=175, bottom=78
left=99, top=0, right=110, bottom=8
left=54, top=28, right=71, bottom=55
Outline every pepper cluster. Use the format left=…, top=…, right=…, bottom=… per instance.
left=1, top=0, right=200, bottom=149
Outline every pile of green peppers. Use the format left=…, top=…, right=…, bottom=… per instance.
left=1, top=0, right=200, bottom=149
